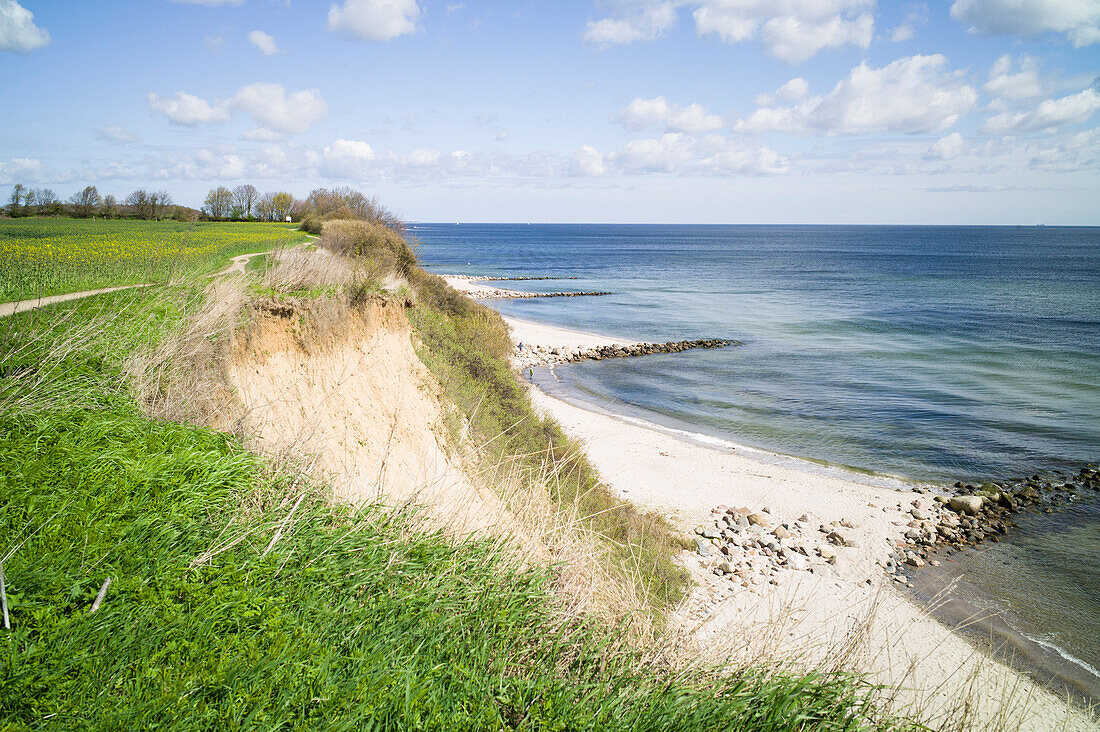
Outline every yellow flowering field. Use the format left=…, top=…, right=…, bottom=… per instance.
left=0, top=218, right=309, bottom=301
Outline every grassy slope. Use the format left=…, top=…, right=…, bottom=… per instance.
left=0, top=218, right=309, bottom=302
left=0, top=232, right=901, bottom=730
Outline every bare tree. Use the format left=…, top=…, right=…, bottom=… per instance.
left=101, top=194, right=117, bottom=218
left=203, top=186, right=233, bottom=219
left=8, top=184, right=25, bottom=216
left=34, top=187, right=60, bottom=215
left=152, top=190, right=173, bottom=220
left=68, top=186, right=102, bottom=218
left=255, top=192, right=276, bottom=221
left=125, top=189, right=153, bottom=220
left=232, top=184, right=259, bottom=219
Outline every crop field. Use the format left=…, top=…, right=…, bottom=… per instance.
left=0, top=218, right=310, bottom=302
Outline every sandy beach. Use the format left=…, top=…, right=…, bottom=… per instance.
left=445, top=266, right=1098, bottom=731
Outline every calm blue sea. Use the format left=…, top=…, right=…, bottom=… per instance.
left=413, top=223, right=1100, bottom=695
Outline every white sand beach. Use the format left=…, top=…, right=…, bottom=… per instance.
left=496, top=304, right=1097, bottom=731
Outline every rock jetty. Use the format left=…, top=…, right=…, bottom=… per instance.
left=447, top=275, right=581, bottom=281
left=475, top=289, right=613, bottom=300
left=885, top=465, right=1099, bottom=581
left=514, top=338, right=740, bottom=369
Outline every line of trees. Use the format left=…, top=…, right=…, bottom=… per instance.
left=202, top=185, right=294, bottom=222
left=6, top=183, right=186, bottom=220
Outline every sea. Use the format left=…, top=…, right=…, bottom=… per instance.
left=413, top=223, right=1100, bottom=702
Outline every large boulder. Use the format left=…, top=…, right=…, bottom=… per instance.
left=948, top=495, right=984, bottom=515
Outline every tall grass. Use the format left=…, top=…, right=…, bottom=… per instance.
left=0, top=295, right=896, bottom=730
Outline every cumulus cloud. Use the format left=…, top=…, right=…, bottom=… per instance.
left=148, top=84, right=328, bottom=133
left=736, top=55, right=977, bottom=135
left=616, top=96, right=725, bottom=133
left=0, top=0, right=49, bottom=53
left=569, top=133, right=787, bottom=177
left=754, top=77, right=809, bottom=106
left=697, top=135, right=791, bottom=174
left=328, top=0, right=420, bottom=41
left=322, top=139, right=377, bottom=178
left=148, top=91, right=233, bottom=125
left=981, top=88, right=1100, bottom=134
left=924, top=131, right=968, bottom=159
left=570, top=145, right=608, bottom=176
left=950, top=0, right=1100, bottom=46
left=888, top=2, right=928, bottom=42
left=1026, top=127, right=1100, bottom=171
left=248, top=30, right=280, bottom=55
left=96, top=126, right=142, bottom=144
left=583, top=1, right=679, bottom=43
left=0, top=156, right=45, bottom=183
left=586, top=0, right=874, bottom=62
left=983, top=54, right=1044, bottom=101
left=232, top=83, right=328, bottom=134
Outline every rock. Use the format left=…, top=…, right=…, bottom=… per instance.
left=747, top=513, right=770, bottom=529
left=702, top=525, right=722, bottom=539
left=717, top=561, right=732, bottom=574
left=774, top=526, right=791, bottom=539
left=839, top=518, right=856, bottom=529
left=906, top=555, right=925, bottom=568
left=785, top=553, right=809, bottom=571
left=695, top=539, right=713, bottom=557
left=910, top=508, right=929, bottom=521
left=826, top=531, right=847, bottom=546
left=948, top=496, right=984, bottom=515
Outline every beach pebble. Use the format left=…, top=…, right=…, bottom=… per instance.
left=948, top=496, right=984, bottom=515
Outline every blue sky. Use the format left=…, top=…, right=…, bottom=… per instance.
left=2, top=0, right=1098, bottom=223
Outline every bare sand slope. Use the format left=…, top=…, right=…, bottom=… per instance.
left=228, top=297, right=511, bottom=535
left=510, top=315, right=1096, bottom=732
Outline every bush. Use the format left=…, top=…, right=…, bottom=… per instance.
left=299, top=216, right=323, bottom=235
left=319, top=219, right=416, bottom=278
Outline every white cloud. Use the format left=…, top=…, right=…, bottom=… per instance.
left=950, top=0, right=1100, bottom=46
left=96, top=126, right=142, bottom=144
left=981, top=88, right=1100, bottom=134
left=322, top=139, right=377, bottom=178
left=584, top=1, right=678, bottom=43
left=616, top=96, right=724, bottom=133
left=925, top=132, right=968, bottom=159
left=242, top=127, right=284, bottom=142
left=889, top=23, right=913, bottom=41
left=328, top=0, right=420, bottom=41
left=888, top=2, right=928, bottom=42
left=697, top=135, right=790, bottom=174
left=1027, top=128, right=1100, bottom=171
left=446, top=2, right=466, bottom=13
left=612, top=133, right=694, bottom=173
left=232, top=83, right=328, bottom=134
left=248, top=30, right=280, bottom=55
left=570, top=145, right=608, bottom=176
left=0, top=157, right=45, bottom=183
left=736, top=55, right=977, bottom=135
left=495, top=130, right=509, bottom=141
left=148, top=84, right=328, bottom=133
left=148, top=91, right=233, bottom=125
left=0, top=0, right=49, bottom=53
left=693, top=0, right=874, bottom=63
left=755, top=77, right=809, bottom=106
left=983, top=55, right=1043, bottom=101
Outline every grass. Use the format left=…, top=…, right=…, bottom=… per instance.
left=0, top=218, right=309, bottom=302
left=0, top=224, right=904, bottom=730
left=0, top=292, right=895, bottom=731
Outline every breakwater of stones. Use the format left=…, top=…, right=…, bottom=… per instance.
left=476, top=289, right=613, bottom=300
left=515, top=338, right=739, bottom=369
left=886, top=464, right=1099, bottom=582
left=447, top=275, right=582, bottom=281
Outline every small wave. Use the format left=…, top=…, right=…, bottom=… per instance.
left=1030, top=636, right=1100, bottom=681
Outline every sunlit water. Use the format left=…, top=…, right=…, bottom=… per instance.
left=414, top=223, right=1100, bottom=697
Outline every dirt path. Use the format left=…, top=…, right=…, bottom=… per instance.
left=206, top=251, right=269, bottom=277
left=0, top=284, right=154, bottom=318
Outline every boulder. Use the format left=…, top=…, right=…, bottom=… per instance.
left=948, top=496, right=984, bottom=515
left=747, top=513, right=770, bottom=529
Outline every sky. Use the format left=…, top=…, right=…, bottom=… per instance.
left=1, top=0, right=1098, bottom=224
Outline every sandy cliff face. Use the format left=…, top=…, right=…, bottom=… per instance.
left=227, top=296, right=508, bottom=534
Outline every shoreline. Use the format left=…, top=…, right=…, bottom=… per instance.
left=510, top=315, right=1097, bottom=728
left=442, top=271, right=1098, bottom=729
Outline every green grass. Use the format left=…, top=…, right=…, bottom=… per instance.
left=0, top=234, right=901, bottom=731
left=0, top=218, right=309, bottom=302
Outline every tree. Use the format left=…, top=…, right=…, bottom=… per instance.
left=152, top=190, right=173, bottom=220
left=125, top=190, right=153, bottom=220
left=68, top=186, right=102, bottom=218
left=255, top=192, right=276, bottom=221
left=35, top=188, right=61, bottom=215
left=8, top=183, right=26, bottom=216
left=271, top=191, right=293, bottom=221
left=203, top=186, right=233, bottom=219
left=101, top=194, right=117, bottom=218
left=232, top=184, right=258, bottom=219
